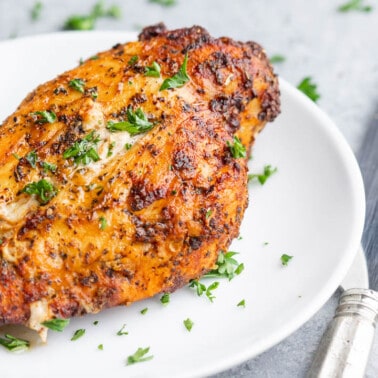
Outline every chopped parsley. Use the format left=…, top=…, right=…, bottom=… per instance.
left=31, top=1, right=43, bottom=21
left=338, top=0, right=372, bottom=12
left=270, top=54, right=286, bottom=64
left=160, top=54, right=190, bottom=91
left=281, top=254, right=293, bottom=266
left=21, top=179, right=58, bottom=205
left=183, top=318, right=194, bottom=332
left=117, top=324, right=128, bottom=336
left=41, top=161, right=57, bottom=173
left=237, top=299, right=246, bottom=307
left=93, top=320, right=99, bottom=325
left=99, top=216, right=107, bottom=230
left=145, top=61, right=161, bottom=77
left=248, top=165, right=277, bottom=185
left=107, top=141, right=116, bottom=157
left=68, top=78, right=85, bottom=93
left=204, top=251, right=244, bottom=281
left=125, top=143, right=132, bottom=150
left=149, top=0, right=177, bottom=5
left=160, top=293, right=170, bottom=305
left=205, top=208, right=213, bottom=219
left=227, top=136, right=246, bottom=158
left=71, top=329, right=85, bottom=341
left=12, top=153, right=21, bottom=160
left=64, top=1, right=121, bottom=30
left=128, top=55, right=139, bottom=65
left=98, top=344, right=104, bottom=350
left=107, top=107, right=153, bottom=135
left=41, top=318, right=70, bottom=332
left=189, top=280, right=219, bottom=302
left=31, top=110, right=57, bottom=124
left=63, top=131, right=100, bottom=166
left=297, top=77, right=320, bottom=102
left=25, top=150, right=38, bottom=168
left=0, top=334, right=29, bottom=352
left=140, top=307, right=148, bottom=315
left=126, top=347, right=154, bottom=365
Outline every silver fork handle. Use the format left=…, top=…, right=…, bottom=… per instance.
left=307, top=288, right=378, bottom=378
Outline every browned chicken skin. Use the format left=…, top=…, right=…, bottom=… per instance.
left=0, top=24, right=280, bottom=336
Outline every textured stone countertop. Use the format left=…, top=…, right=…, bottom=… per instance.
left=0, top=1, right=377, bottom=377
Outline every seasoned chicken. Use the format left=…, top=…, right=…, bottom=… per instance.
left=0, top=24, right=280, bottom=336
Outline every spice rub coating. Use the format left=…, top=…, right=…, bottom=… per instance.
left=0, top=24, right=280, bottom=334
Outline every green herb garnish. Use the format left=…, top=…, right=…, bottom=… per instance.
left=98, top=344, right=104, bottom=350
left=107, top=141, right=116, bottom=157
left=237, top=299, right=246, bottom=307
left=63, top=131, right=100, bottom=166
left=71, top=329, right=85, bottom=341
left=270, top=54, right=286, bottom=64
left=128, top=55, right=139, bottom=66
left=127, top=347, right=154, bottom=365
left=107, top=108, right=153, bottom=135
left=31, top=110, right=57, bottom=124
left=149, top=0, right=177, bottom=6
left=117, top=324, right=128, bottom=336
left=93, top=320, right=99, bottom=325
left=160, top=293, right=170, bottom=305
left=0, top=334, right=29, bottom=352
left=297, top=77, right=320, bottom=102
left=189, top=280, right=219, bottom=302
left=69, top=78, right=85, bottom=93
left=25, top=150, right=38, bottom=168
left=338, top=0, right=372, bottom=12
left=281, top=254, right=293, bottom=266
left=160, top=54, right=190, bottom=91
left=145, top=61, right=161, bottom=77
left=204, top=251, right=244, bottom=281
left=248, top=165, right=277, bottom=185
left=140, top=307, right=148, bottom=315
left=125, top=143, right=132, bottom=150
left=41, top=318, right=70, bottom=332
left=41, top=161, right=57, bottom=173
left=183, top=318, right=194, bottom=332
left=99, top=216, right=107, bottom=230
left=21, top=179, right=57, bottom=204
left=227, top=136, right=246, bottom=158
left=31, top=1, right=43, bottom=21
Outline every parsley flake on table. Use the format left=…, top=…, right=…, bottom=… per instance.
left=237, top=299, right=246, bottom=307
left=126, top=347, right=154, bottom=365
left=0, top=334, right=29, bottom=352
left=227, top=136, right=246, bottom=158
left=107, top=107, right=153, bottom=135
left=338, top=0, right=373, bottom=12
left=117, top=324, right=129, bottom=336
left=160, top=54, right=190, bottom=91
left=248, top=165, right=277, bottom=185
left=71, top=329, right=85, bottom=341
left=31, top=1, right=43, bottom=21
left=160, top=293, right=170, bottom=305
left=281, top=254, right=294, bottom=266
left=68, top=78, right=85, bottom=93
left=41, top=318, right=70, bottom=332
left=63, top=131, right=100, bottom=166
left=270, top=54, right=286, bottom=64
left=145, top=61, right=161, bottom=77
left=21, top=179, right=57, bottom=205
left=204, top=251, right=244, bottom=281
left=30, top=110, right=57, bottom=124
left=183, top=318, right=194, bottom=332
left=149, top=0, right=177, bottom=6
left=297, top=77, right=320, bottom=102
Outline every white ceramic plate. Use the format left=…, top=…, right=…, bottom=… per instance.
left=0, top=32, right=365, bottom=378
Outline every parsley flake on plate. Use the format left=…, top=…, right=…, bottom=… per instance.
left=160, top=293, right=170, bottom=305
left=297, top=77, right=320, bottom=102
left=126, top=347, right=154, bottom=365
left=227, top=136, right=246, bottom=159
left=149, top=0, right=177, bottom=6
left=237, top=299, right=246, bottom=307
left=204, top=251, right=244, bottom=281
left=248, top=165, right=277, bottom=185
left=107, top=107, right=153, bottom=135
left=270, top=54, right=286, bottom=64
left=281, top=254, right=294, bottom=266
left=189, top=280, right=219, bottom=302
left=31, top=1, right=43, bottom=21
left=71, top=329, right=85, bottom=341
left=41, top=318, right=70, bottom=332
left=338, top=0, right=372, bottom=12
left=117, top=324, right=129, bottom=336
left=183, top=318, right=194, bottom=332
left=160, top=54, right=190, bottom=91
left=140, top=307, right=148, bottom=315
left=98, top=344, right=104, bottom=350
left=21, top=179, right=58, bottom=205
left=0, top=334, right=29, bottom=352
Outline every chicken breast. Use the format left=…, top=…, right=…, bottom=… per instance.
left=0, top=24, right=280, bottom=336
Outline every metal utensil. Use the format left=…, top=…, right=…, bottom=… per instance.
left=308, top=111, right=378, bottom=377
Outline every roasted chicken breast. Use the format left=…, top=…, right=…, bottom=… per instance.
left=0, top=24, right=280, bottom=336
